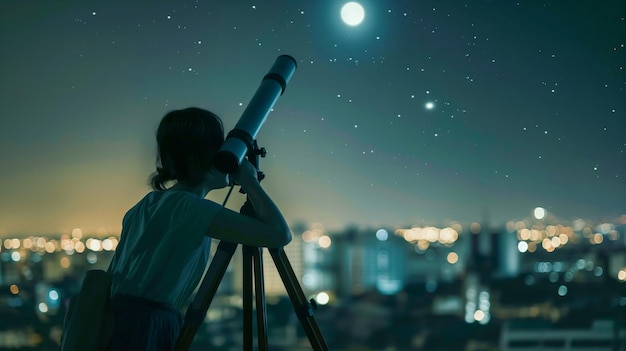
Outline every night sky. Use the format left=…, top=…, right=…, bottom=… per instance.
left=1, top=1, right=624, bottom=236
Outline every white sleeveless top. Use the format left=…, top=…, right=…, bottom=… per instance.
left=109, top=190, right=221, bottom=309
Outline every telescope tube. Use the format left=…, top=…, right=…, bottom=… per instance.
left=213, top=55, right=297, bottom=174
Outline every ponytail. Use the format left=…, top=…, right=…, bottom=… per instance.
left=149, top=167, right=172, bottom=191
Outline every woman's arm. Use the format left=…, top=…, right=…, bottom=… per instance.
left=207, top=159, right=292, bottom=248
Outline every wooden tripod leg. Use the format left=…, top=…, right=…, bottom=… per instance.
left=243, top=246, right=253, bottom=350
left=253, top=247, right=269, bottom=351
left=243, top=246, right=269, bottom=351
left=175, top=241, right=238, bottom=351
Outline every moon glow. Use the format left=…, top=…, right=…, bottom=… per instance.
left=341, top=2, right=365, bottom=26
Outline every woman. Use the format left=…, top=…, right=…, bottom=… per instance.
left=107, top=107, right=292, bottom=350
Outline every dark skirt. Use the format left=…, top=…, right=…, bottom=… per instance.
left=108, top=293, right=183, bottom=351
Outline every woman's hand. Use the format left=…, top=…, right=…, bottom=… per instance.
left=232, top=158, right=259, bottom=189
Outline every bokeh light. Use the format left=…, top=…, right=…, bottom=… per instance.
left=534, top=207, right=546, bottom=220
left=447, top=252, right=459, bottom=264
left=318, top=235, right=332, bottom=249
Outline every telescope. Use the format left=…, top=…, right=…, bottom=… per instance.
left=175, top=55, right=328, bottom=351
left=213, top=55, right=297, bottom=174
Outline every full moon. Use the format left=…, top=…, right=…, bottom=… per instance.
left=341, top=2, right=365, bottom=26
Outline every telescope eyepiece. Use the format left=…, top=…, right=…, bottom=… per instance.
left=213, top=150, right=240, bottom=174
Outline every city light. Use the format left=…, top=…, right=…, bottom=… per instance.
left=86, top=238, right=102, bottom=251
left=470, top=222, right=481, bottom=234
left=10, top=285, right=19, bottom=294
left=38, top=303, right=48, bottom=313
left=534, top=207, right=546, bottom=220
left=517, top=241, right=528, bottom=253
left=71, top=228, right=83, bottom=239
left=315, top=292, right=330, bottom=305
left=48, top=289, right=59, bottom=301
left=22, top=238, right=32, bottom=249
left=515, top=224, right=577, bottom=253
left=0, top=213, right=623, bottom=349
left=592, top=233, right=603, bottom=244
left=376, top=229, right=388, bottom=241
left=318, top=235, right=332, bottom=249
left=447, top=252, right=459, bottom=264
left=395, top=226, right=459, bottom=247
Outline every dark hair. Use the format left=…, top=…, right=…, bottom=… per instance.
left=149, top=107, right=224, bottom=191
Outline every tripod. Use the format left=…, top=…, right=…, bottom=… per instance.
left=175, top=142, right=328, bottom=351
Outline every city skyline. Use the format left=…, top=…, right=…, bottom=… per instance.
left=2, top=210, right=623, bottom=349
left=1, top=1, right=625, bottom=236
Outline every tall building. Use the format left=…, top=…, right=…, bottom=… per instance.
left=494, top=228, right=521, bottom=278
left=300, top=226, right=335, bottom=295
left=334, top=227, right=406, bottom=297
left=464, top=224, right=493, bottom=325
left=262, top=235, right=303, bottom=296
